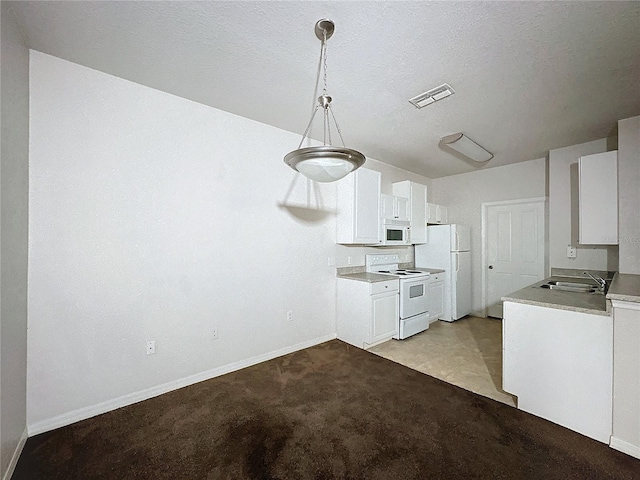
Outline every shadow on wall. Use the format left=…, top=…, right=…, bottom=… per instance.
left=278, top=173, right=334, bottom=224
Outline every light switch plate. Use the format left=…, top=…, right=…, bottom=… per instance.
left=567, top=245, right=577, bottom=258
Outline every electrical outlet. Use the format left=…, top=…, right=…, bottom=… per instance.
left=567, top=245, right=577, bottom=258
left=146, top=340, right=156, bottom=355
left=212, top=328, right=218, bottom=340
left=287, top=310, right=293, bottom=322
left=348, top=256, right=353, bottom=265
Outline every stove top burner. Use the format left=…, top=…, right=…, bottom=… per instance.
left=365, top=254, right=430, bottom=279
left=374, top=269, right=429, bottom=278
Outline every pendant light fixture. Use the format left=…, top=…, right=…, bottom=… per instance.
left=284, top=19, right=366, bottom=183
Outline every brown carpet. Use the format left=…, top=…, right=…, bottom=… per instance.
left=13, top=340, right=639, bottom=479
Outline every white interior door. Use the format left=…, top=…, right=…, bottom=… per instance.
left=484, top=199, right=545, bottom=318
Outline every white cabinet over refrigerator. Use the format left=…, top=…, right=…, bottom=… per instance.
left=415, top=224, right=472, bottom=321
left=426, top=203, right=448, bottom=225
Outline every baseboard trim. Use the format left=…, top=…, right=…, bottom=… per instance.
left=610, top=436, right=640, bottom=459
left=28, top=333, right=337, bottom=436
left=2, top=427, right=28, bottom=480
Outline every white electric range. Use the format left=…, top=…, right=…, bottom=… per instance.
left=365, top=254, right=431, bottom=339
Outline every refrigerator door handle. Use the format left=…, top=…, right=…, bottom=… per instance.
left=454, top=231, right=459, bottom=251
left=454, top=252, right=459, bottom=272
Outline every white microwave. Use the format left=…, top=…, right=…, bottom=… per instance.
left=381, top=219, right=410, bottom=245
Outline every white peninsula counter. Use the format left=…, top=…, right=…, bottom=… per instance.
left=501, top=274, right=613, bottom=444
left=606, top=273, right=640, bottom=459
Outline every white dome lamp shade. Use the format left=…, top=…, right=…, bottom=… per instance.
left=284, top=19, right=366, bottom=183
left=285, top=146, right=363, bottom=183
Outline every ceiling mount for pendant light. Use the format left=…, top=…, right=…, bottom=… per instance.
left=284, top=19, right=366, bottom=183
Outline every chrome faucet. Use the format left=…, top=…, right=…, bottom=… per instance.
left=584, top=271, right=607, bottom=292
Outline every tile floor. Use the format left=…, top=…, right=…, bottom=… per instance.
left=369, top=316, right=516, bottom=407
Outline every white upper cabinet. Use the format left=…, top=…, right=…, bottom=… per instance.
left=426, top=203, right=448, bottom=224
left=392, top=181, right=428, bottom=244
left=381, top=194, right=409, bottom=222
left=337, top=168, right=382, bottom=245
left=578, top=151, right=618, bottom=245
left=381, top=194, right=394, bottom=220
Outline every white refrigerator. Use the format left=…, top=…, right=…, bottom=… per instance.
left=415, top=224, right=472, bottom=321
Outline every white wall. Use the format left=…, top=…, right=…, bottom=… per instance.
left=1, top=3, right=30, bottom=478
left=429, top=158, right=546, bottom=315
left=548, top=139, right=617, bottom=271
left=27, top=52, right=357, bottom=433
left=617, top=116, right=640, bottom=274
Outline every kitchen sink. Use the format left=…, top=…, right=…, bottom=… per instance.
left=548, top=281, right=596, bottom=289
left=539, top=281, right=601, bottom=294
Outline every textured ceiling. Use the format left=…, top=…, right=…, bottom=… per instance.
left=7, top=1, right=640, bottom=178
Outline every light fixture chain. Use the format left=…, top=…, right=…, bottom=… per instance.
left=325, top=105, right=333, bottom=146
left=297, top=105, right=321, bottom=149
left=322, top=29, right=328, bottom=96
left=321, top=27, right=330, bottom=146
left=327, top=105, right=346, bottom=147
left=323, top=101, right=327, bottom=145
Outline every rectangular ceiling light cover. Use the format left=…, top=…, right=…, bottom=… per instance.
left=409, top=83, right=455, bottom=108
left=441, top=133, right=493, bottom=162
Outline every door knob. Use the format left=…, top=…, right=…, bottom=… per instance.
left=488, top=265, right=494, bottom=269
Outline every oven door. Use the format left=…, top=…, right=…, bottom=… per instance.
left=400, top=277, right=430, bottom=319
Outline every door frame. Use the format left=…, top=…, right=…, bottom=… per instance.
left=481, top=197, right=547, bottom=317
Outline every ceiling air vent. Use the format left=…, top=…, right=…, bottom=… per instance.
left=409, top=83, right=455, bottom=108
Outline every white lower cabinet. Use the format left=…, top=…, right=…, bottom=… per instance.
left=502, top=301, right=613, bottom=443
left=610, top=299, right=640, bottom=459
left=337, top=279, right=399, bottom=349
left=427, top=273, right=444, bottom=322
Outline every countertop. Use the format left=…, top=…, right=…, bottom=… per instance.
left=337, top=272, right=397, bottom=283
left=502, top=276, right=609, bottom=316
left=606, top=273, right=640, bottom=303
left=414, top=268, right=446, bottom=274
left=337, top=267, right=445, bottom=283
